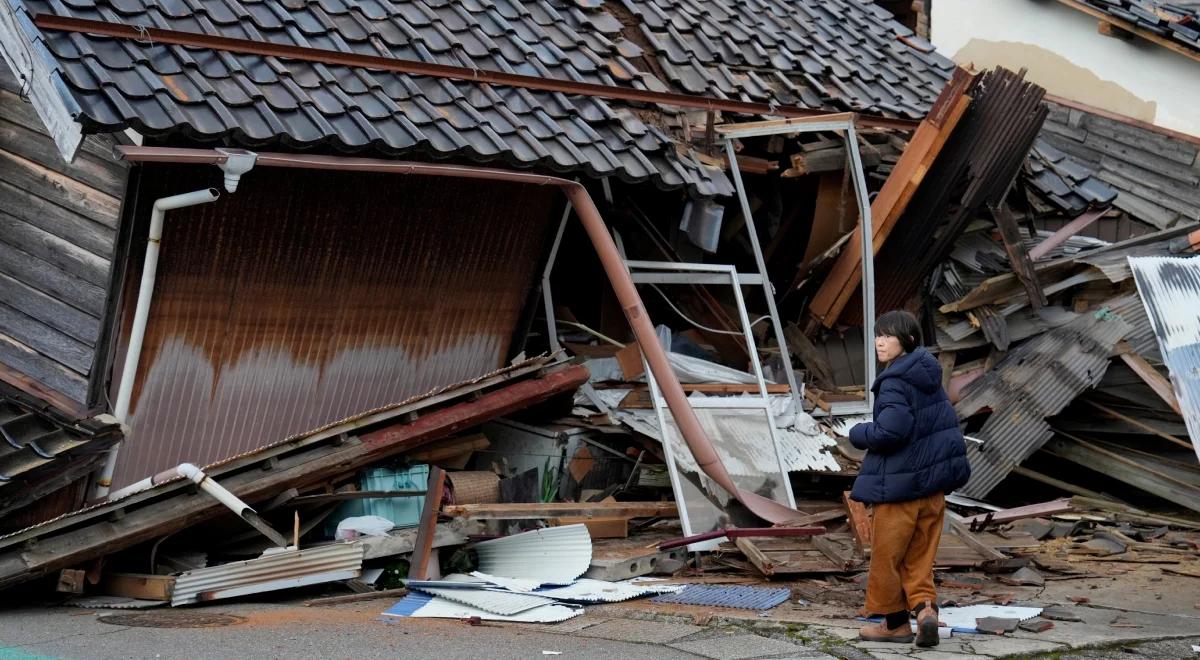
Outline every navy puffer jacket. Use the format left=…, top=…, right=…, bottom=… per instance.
left=849, top=347, right=970, bottom=504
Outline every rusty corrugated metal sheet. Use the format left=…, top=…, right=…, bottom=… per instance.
left=955, top=308, right=1131, bottom=498
left=1129, top=256, right=1200, bottom=462
left=851, top=68, right=1048, bottom=324
left=111, top=166, right=554, bottom=487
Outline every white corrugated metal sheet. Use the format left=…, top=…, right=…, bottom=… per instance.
left=409, top=574, right=554, bottom=615
left=473, top=524, right=592, bottom=586
left=1129, top=256, right=1200, bottom=462
left=172, top=543, right=363, bottom=606
left=382, top=590, right=582, bottom=623
left=532, top=578, right=683, bottom=603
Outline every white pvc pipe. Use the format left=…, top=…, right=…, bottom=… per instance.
left=92, top=188, right=221, bottom=499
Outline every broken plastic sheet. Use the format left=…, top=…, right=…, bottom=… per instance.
left=382, top=590, right=583, bottom=623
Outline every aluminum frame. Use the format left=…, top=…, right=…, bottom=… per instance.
left=630, top=260, right=798, bottom=548
left=719, top=116, right=877, bottom=412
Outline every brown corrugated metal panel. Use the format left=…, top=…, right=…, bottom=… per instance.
left=849, top=68, right=1048, bottom=325
left=110, top=165, right=555, bottom=487
left=955, top=309, right=1131, bottom=498
left=0, top=69, right=129, bottom=415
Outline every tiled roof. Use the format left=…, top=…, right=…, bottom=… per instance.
left=12, top=0, right=954, bottom=197
left=629, top=0, right=954, bottom=117
left=1026, top=137, right=1119, bottom=215
left=1071, top=0, right=1200, bottom=54
left=0, top=388, right=121, bottom=515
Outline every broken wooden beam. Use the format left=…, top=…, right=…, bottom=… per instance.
left=807, top=68, right=974, bottom=329
left=843, top=491, right=872, bottom=555
left=990, top=202, right=1047, bottom=310
left=408, top=466, right=446, bottom=581
left=1115, top=345, right=1181, bottom=415
left=441, top=502, right=679, bottom=520
left=101, top=572, right=175, bottom=601
left=961, top=498, right=1075, bottom=527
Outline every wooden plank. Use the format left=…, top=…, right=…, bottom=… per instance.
left=778, top=508, right=846, bottom=527
left=0, top=147, right=122, bottom=227
left=405, top=434, right=490, bottom=463
left=843, top=491, right=872, bottom=554
left=0, top=272, right=100, bottom=345
left=408, top=466, right=446, bottom=581
left=734, top=536, right=776, bottom=576
left=0, top=212, right=110, bottom=286
left=1045, top=435, right=1200, bottom=514
left=441, top=502, right=678, bottom=519
left=960, top=501, right=1075, bottom=528
left=938, top=350, right=955, bottom=393
left=1083, top=400, right=1193, bottom=450
left=1045, top=94, right=1200, bottom=148
left=0, top=180, right=116, bottom=259
left=801, top=173, right=854, bottom=264
left=1117, top=348, right=1181, bottom=415
left=784, top=322, right=837, bottom=389
left=990, top=203, right=1047, bottom=309
left=0, top=331, right=88, bottom=404
left=101, top=573, right=175, bottom=601
left=947, top=516, right=1007, bottom=561
left=291, top=490, right=425, bottom=505
left=0, top=302, right=93, bottom=374
left=811, top=534, right=858, bottom=570
left=56, top=569, right=85, bottom=594
left=0, top=115, right=128, bottom=196
left=615, top=341, right=645, bottom=380
left=807, top=69, right=974, bottom=329
left=0, top=240, right=107, bottom=317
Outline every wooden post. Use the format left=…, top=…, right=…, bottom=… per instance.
left=408, top=466, right=446, bottom=581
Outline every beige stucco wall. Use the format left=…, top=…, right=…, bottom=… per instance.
left=931, top=0, right=1200, bottom=136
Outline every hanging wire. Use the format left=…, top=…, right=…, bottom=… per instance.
left=646, top=284, right=769, bottom=336
left=553, top=320, right=626, bottom=347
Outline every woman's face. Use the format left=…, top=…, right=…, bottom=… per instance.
left=875, top=334, right=904, bottom=363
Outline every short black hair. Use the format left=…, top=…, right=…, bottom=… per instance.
left=875, top=310, right=921, bottom=353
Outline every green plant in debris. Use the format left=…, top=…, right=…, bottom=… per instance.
left=376, top=558, right=410, bottom=590
left=540, top=457, right=559, bottom=503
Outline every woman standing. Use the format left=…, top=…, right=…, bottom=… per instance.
left=850, top=310, right=970, bottom=648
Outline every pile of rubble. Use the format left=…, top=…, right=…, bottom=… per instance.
left=0, top=62, right=1195, bottom=646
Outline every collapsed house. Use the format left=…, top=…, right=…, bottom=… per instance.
left=0, top=0, right=1195, bottom=632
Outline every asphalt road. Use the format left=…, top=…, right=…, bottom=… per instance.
left=0, top=601, right=707, bottom=660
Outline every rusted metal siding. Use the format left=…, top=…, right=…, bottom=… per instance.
left=111, top=165, right=554, bottom=487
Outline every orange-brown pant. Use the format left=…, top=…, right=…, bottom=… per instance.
left=864, top=491, right=945, bottom=614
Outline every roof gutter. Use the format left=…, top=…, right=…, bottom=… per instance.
left=114, top=145, right=800, bottom=524
left=33, top=14, right=919, bottom=132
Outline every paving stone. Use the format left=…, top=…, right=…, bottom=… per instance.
left=824, top=627, right=861, bottom=640
left=865, top=653, right=913, bottom=660
left=905, top=650, right=990, bottom=660
left=576, top=618, right=703, bottom=644
left=669, top=633, right=804, bottom=659
left=967, top=637, right=1066, bottom=657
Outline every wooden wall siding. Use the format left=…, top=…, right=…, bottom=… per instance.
left=1041, top=102, right=1200, bottom=229
left=109, top=165, right=555, bottom=488
left=0, top=69, right=128, bottom=413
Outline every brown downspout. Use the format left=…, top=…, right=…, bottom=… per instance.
left=115, top=146, right=800, bottom=524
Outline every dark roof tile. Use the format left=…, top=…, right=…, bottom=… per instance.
left=16, top=0, right=953, bottom=197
